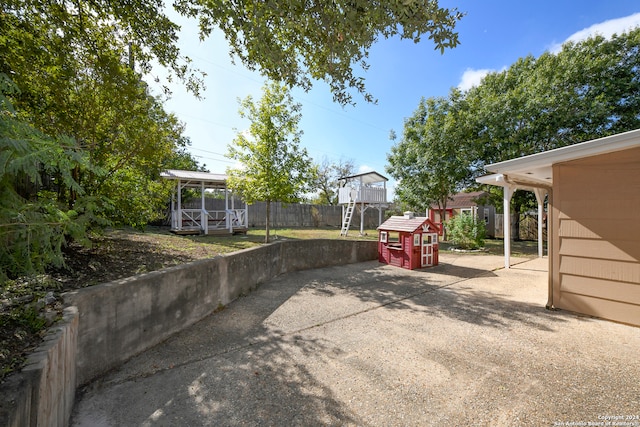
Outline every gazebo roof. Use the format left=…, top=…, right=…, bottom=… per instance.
left=160, top=169, right=228, bottom=189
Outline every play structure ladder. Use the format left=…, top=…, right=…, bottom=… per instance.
left=340, top=197, right=356, bottom=236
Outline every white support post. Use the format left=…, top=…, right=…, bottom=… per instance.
left=244, top=200, right=249, bottom=228
left=503, top=185, right=514, bottom=269
left=225, top=187, right=231, bottom=232
left=177, top=179, right=182, bottom=230
left=231, top=190, right=236, bottom=233
left=170, top=185, right=176, bottom=230
left=533, top=188, right=547, bottom=258
left=383, top=180, right=387, bottom=203
left=201, top=181, right=207, bottom=235
left=360, top=201, right=365, bottom=235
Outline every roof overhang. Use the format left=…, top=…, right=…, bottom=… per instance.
left=476, top=173, right=545, bottom=191
left=160, top=169, right=228, bottom=189
left=479, top=128, right=640, bottom=188
left=339, top=171, right=388, bottom=185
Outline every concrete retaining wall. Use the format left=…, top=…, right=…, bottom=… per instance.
left=65, top=239, right=377, bottom=386
left=0, top=307, right=78, bottom=427
left=1, top=239, right=376, bottom=426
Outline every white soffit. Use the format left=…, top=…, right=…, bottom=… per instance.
left=484, top=128, right=640, bottom=186
left=339, top=171, right=388, bottom=184
left=161, top=169, right=228, bottom=188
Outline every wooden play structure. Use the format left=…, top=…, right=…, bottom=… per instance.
left=377, top=213, right=439, bottom=270
left=161, top=169, right=248, bottom=235
left=338, top=171, right=388, bottom=236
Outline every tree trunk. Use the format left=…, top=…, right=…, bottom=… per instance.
left=513, top=202, right=521, bottom=242
left=438, top=203, right=448, bottom=241
left=265, top=200, right=271, bottom=243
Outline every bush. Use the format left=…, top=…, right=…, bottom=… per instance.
left=446, top=214, right=486, bottom=250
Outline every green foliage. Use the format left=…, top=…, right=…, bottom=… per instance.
left=458, top=28, right=640, bottom=217
left=388, top=29, right=640, bottom=224
left=226, top=82, right=318, bottom=242
left=1, top=0, right=203, bottom=97
left=176, top=0, right=463, bottom=105
left=386, top=90, right=471, bottom=216
left=311, top=157, right=356, bottom=205
left=1, top=1, right=203, bottom=230
left=446, top=214, right=486, bottom=250
left=466, top=28, right=640, bottom=169
left=0, top=74, right=101, bottom=281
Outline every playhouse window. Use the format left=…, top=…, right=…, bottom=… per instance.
left=385, top=231, right=402, bottom=249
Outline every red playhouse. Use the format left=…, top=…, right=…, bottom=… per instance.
left=377, top=213, right=439, bottom=270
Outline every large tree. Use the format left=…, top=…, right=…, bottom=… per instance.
left=386, top=90, right=471, bottom=237
left=464, top=29, right=640, bottom=236
left=0, top=74, right=97, bottom=280
left=226, top=82, right=317, bottom=243
left=466, top=28, right=640, bottom=170
left=1, top=1, right=203, bottom=227
left=0, top=1, right=207, bottom=279
left=176, top=0, right=464, bottom=105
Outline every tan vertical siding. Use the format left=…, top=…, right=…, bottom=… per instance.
left=552, top=146, right=640, bottom=326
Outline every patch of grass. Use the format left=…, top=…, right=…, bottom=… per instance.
left=177, top=226, right=378, bottom=248
left=439, top=238, right=543, bottom=257
left=243, top=227, right=379, bottom=241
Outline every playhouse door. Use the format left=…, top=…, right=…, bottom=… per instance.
left=421, top=234, right=433, bottom=267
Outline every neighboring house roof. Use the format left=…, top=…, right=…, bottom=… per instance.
left=160, top=169, right=227, bottom=189
left=378, top=216, right=438, bottom=233
left=478, top=128, right=640, bottom=188
left=429, top=191, right=489, bottom=210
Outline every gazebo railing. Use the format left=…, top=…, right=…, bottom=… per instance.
left=226, top=209, right=247, bottom=228
left=206, top=210, right=227, bottom=229
left=174, top=209, right=203, bottom=230
left=172, top=208, right=247, bottom=232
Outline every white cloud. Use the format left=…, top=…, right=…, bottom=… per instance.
left=456, top=13, right=640, bottom=92
left=457, top=68, right=494, bottom=91
left=549, top=12, right=640, bottom=53
left=358, top=164, right=374, bottom=174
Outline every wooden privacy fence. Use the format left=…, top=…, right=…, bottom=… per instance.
left=494, top=213, right=548, bottom=241
left=184, top=198, right=384, bottom=229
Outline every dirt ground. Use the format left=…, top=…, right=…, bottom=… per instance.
left=1, top=228, right=232, bottom=382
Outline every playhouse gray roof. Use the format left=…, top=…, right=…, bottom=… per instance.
left=378, top=216, right=432, bottom=233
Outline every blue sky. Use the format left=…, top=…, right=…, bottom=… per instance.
left=155, top=1, right=640, bottom=196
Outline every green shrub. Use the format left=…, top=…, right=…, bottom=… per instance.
left=446, top=214, right=486, bottom=250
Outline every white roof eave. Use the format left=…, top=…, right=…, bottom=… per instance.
left=160, top=169, right=228, bottom=188
left=486, top=129, right=640, bottom=176
left=339, top=171, right=388, bottom=184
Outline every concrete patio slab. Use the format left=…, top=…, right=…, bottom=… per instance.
left=71, top=254, right=640, bottom=426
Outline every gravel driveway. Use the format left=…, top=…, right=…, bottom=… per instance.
left=71, top=254, right=640, bottom=426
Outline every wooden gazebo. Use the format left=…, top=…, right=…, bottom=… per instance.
left=161, top=169, right=248, bottom=235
